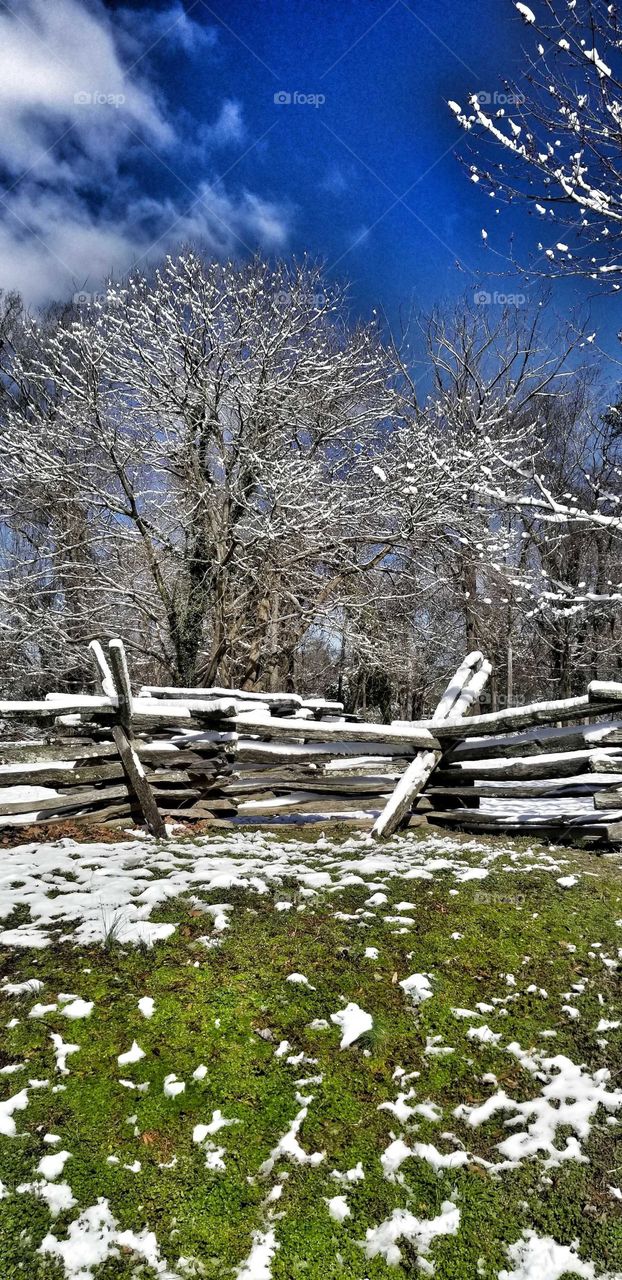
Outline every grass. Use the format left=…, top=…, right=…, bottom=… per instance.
left=0, top=826, right=621, bottom=1277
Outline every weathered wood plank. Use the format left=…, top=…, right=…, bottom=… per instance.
left=431, top=695, right=622, bottom=739
left=229, top=714, right=439, bottom=749
left=161, top=797, right=237, bottom=814
left=371, top=751, right=439, bottom=838
left=593, top=787, right=622, bottom=809
left=425, top=812, right=622, bottom=844
left=225, top=776, right=398, bottom=794
left=238, top=795, right=384, bottom=816
left=0, top=762, right=126, bottom=788
left=589, top=680, right=622, bottom=703
left=447, top=721, right=622, bottom=763
left=435, top=746, right=622, bottom=782
left=88, top=639, right=167, bottom=838
left=590, top=749, right=622, bottom=773
left=236, top=741, right=417, bottom=763
left=425, top=808, right=622, bottom=829
left=141, top=685, right=303, bottom=709
left=0, top=784, right=131, bottom=816
left=373, top=652, right=492, bottom=839
left=427, top=776, right=617, bottom=799
left=0, top=699, right=112, bottom=722
left=0, top=741, right=116, bottom=765
left=430, top=651, right=484, bottom=721
left=108, top=641, right=168, bottom=839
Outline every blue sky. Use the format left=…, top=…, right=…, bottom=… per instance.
left=0, top=0, right=618, bottom=367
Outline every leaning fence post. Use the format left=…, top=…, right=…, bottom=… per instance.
left=371, top=652, right=492, bottom=840
left=89, top=638, right=167, bottom=839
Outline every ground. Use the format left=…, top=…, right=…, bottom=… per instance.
left=0, top=824, right=621, bottom=1279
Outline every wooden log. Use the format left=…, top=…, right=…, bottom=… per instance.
left=427, top=775, right=618, bottom=799
left=0, top=756, right=116, bottom=781
left=141, top=686, right=346, bottom=718
left=322, top=756, right=413, bottom=774
left=70, top=806, right=133, bottom=824
left=162, top=796, right=237, bottom=813
left=132, top=697, right=252, bottom=720
left=425, top=811, right=622, bottom=842
left=593, top=787, right=622, bottom=809
left=238, top=794, right=383, bottom=816
left=0, top=697, right=113, bottom=721
left=0, top=762, right=126, bottom=788
left=168, top=729, right=238, bottom=746
left=89, top=640, right=167, bottom=838
left=429, top=651, right=484, bottom=720
left=163, top=808, right=235, bottom=826
left=108, top=641, right=168, bottom=839
left=57, top=697, right=237, bottom=728
left=236, top=740, right=417, bottom=763
left=431, top=695, right=622, bottom=739
left=589, top=680, right=622, bottom=703
left=435, top=746, right=622, bottom=782
left=228, top=714, right=439, bottom=749
left=0, top=783, right=131, bottom=816
left=0, top=801, right=135, bottom=828
left=425, top=808, right=622, bottom=829
left=141, top=685, right=304, bottom=710
left=447, top=720, right=622, bottom=762
left=227, top=775, right=396, bottom=795
left=300, top=699, right=345, bottom=716
left=372, top=653, right=492, bottom=839
left=150, top=788, right=201, bottom=803
left=0, top=741, right=116, bottom=765
left=371, top=751, right=439, bottom=837
left=590, top=749, right=622, bottom=773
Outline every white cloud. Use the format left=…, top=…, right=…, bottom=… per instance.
left=0, top=0, right=290, bottom=305
left=205, top=100, right=246, bottom=148
left=0, top=0, right=171, bottom=177
left=116, top=3, right=219, bottom=57
left=0, top=184, right=289, bottom=307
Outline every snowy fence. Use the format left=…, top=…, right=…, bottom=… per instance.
left=2, top=639, right=622, bottom=846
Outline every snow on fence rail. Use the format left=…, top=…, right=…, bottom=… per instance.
left=2, top=639, right=622, bottom=845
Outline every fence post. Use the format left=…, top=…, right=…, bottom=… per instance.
left=372, top=652, right=492, bottom=839
left=89, top=639, right=167, bottom=839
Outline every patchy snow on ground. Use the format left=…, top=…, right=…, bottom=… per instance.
left=0, top=828, right=561, bottom=949
left=364, top=1198, right=461, bottom=1267
left=330, top=1002, right=373, bottom=1049
left=39, top=1198, right=182, bottom=1279
left=0, top=827, right=620, bottom=1278
left=499, top=1229, right=610, bottom=1279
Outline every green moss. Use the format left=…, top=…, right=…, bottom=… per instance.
left=0, top=832, right=621, bottom=1277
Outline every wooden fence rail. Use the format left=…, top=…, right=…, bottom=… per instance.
left=2, top=640, right=622, bottom=845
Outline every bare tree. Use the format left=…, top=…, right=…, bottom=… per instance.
left=0, top=254, right=397, bottom=689
left=449, top=0, right=622, bottom=283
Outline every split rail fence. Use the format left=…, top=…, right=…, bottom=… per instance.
left=2, top=640, right=622, bottom=846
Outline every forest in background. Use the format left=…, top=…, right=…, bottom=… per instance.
left=0, top=253, right=620, bottom=717
left=2, top=0, right=622, bottom=719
